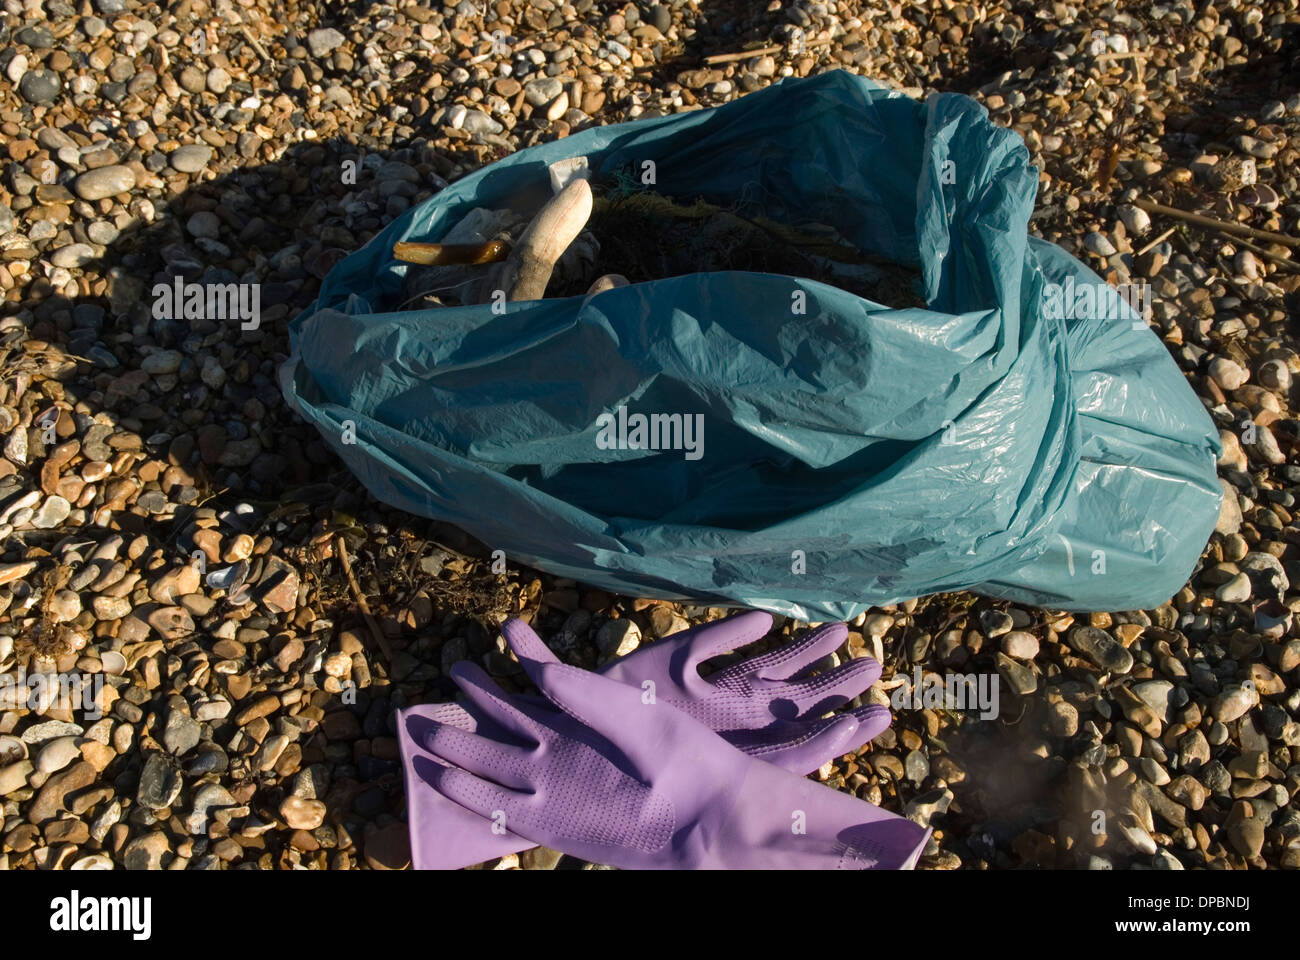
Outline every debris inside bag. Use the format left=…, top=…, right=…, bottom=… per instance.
left=396, top=159, right=925, bottom=310
left=548, top=182, right=927, bottom=306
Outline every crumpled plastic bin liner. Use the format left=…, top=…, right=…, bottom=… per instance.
left=280, top=70, right=1221, bottom=621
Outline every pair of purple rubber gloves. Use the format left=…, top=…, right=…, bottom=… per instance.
left=396, top=610, right=930, bottom=869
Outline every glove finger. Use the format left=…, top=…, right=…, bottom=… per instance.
left=728, top=712, right=861, bottom=774
left=845, top=703, right=892, bottom=744
left=398, top=706, right=463, bottom=771
left=739, top=622, right=848, bottom=681
left=426, top=722, right=534, bottom=790
left=427, top=763, right=528, bottom=825
left=501, top=618, right=562, bottom=672
left=535, top=661, right=677, bottom=780
left=767, top=656, right=881, bottom=717
left=674, top=610, right=773, bottom=664
left=398, top=708, right=537, bottom=868
left=450, top=660, right=546, bottom=748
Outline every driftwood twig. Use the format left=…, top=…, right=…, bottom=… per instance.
left=1134, top=198, right=1298, bottom=249
left=335, top=536, right=395, bottom=666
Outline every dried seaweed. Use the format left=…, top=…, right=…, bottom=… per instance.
left=546, top=182, right=926, bottom=307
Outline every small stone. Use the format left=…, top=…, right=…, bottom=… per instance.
left=236, top=695, right=280, bottom=726
left=169, top=144, right=215, bottom=176
left=1216, top=572, right=1252, bottom=603
left=140, top=349, right=182, bottom=375
left=0, top=736, right=25, bottom=765
left=19, top=69, right=61, bottom=104
left=30, top=496, right=71, bottom=528
left=21, top=720, right=84, bottom=746
left=147, top=606, right=195, bottom=634
left=904, top=749, right=929, bottom=784
left=1001, top=631, right=1039, bottom=659
left=186, top=746, right=229, bottom=777
left=1225, top=817, right=1264, bottom=859
left=595, top=618, right=641, bottom=658
left=206, top=67, right=232, bottom=94
left=137, top=752, right=182, bottom=809
left=1209, top=357, right=1249, bottom=391
left=186, top=211, right=221, bottom=239
left=292, top=765, right=330, bottom=800
left=47, top=590, right=81, bottom=622
left=1239, top=553, right=1289, bottom=599
left=1046, top=701, right=1078, bottom=737
left=195, top=698, right=232, bottom=723
left=979, top=609, right=1014, bottom=637
left=648, top=4, right=672, bottom=34
left=186, top=783, right=237, bottom=835
left=28, top=760, right=96, bottom=823
left=0, top=760, right=33, bottom=795
left=256, top=557, right=299, bottom=614
left=122, top=830, right=172, bottom=870
left=995, top=652, right=1037, bottom=695
left=904, top=787, right=953, bottom=825
left=1227, top=751, right=1268, bottom=779
left=545, top=92, right=570, bottom=122
left=1212, top=684, right=1259, bottom=724
left=1067, top=626, right=1133, bottom=673
left=71, top=165, right=136, bottom=201
left=1116, top=815, right=1157, bottom=855
left=307, top=28, right=347, bottom=57
left=1249, top=427, right=1286, bottom=466
left=1113, top=686, right=1162, bottom=737
left=50, top=244, right=96, bottom=269
left=1132, top=681, right=1175, bottom=723
left=524, top=77, right=564, bottom=107
left=1152, top=849, right=1183, bottom=870
left=273, top=636, right=305, bottom=673
left=1215, top=480, right=1242, bottom=536
left=92, top=595, right=131, bottom=621
left=35, top=737, right=82, bottom=774
left=163, top=710, right=202, bottom=756
left=460, top=109, right=503, bottom=136
left=1167, top=775, right=1207, bottom=811
left=1118, top=205, right=1150, bottom=235
left=1258, top=359, right=1291, bottom=392
left=279, top=796, right=326, bottom=830
left=324, top=651, right=352, bottom=678
left=1084, top=231, right=1117, bottom=256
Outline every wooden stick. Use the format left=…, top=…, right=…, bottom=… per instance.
left=1094, top=50, right=1151, bottom=63
left=1134, top=225, right=1175, bottom=258
left=393, top=240, right=510, bottom=266
left=335, top=536, right=394, bottom=666
left=1134, top=198, right=1299, bottom=248
left=1230, top=235, right=1300, bottom=275
left=239, top=25, right=271, bottom=63
left=703, top=37, right=831, bottom=65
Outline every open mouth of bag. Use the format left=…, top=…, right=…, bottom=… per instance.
left=543, top=174, right=929, bottom=307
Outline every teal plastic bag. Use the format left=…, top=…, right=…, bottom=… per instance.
left=280, top=70, right=1220, bottom=620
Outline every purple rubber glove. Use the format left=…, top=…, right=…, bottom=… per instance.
left=591, top=611, right=886, bottom=768
left=398, top=612, right=889, bottom=868
left=422, top=656, right=929, bottom=869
